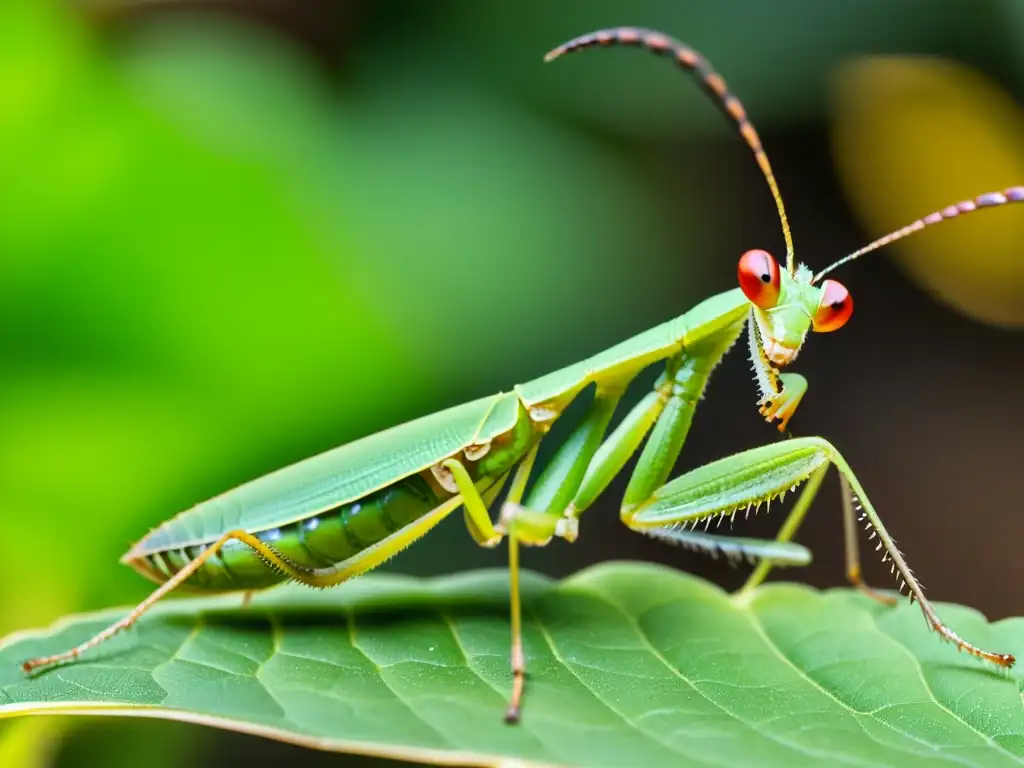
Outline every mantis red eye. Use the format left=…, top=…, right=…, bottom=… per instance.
left=813, top=279, right=853, bottom=332
left=737, top=249, right=780, bottom=309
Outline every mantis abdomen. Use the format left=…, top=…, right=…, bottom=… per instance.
left=127, top=475, right=444, bottom=590
left=124, top=397, right=547, bottom=591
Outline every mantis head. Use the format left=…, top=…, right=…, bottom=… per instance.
left=541, top=26, right=1024, bottom=427
left=732, top=186, right=1023, bottom=435
left=733, top=182, right=1024, bottom=374
left=737, top=250, right=851, bottom=367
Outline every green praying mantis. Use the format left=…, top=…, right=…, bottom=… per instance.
left=21, top=27, right=1023, bottom=724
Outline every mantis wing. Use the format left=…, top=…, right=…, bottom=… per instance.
left=129, top=392, right=522, bottom=557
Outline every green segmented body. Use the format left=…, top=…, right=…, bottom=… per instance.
left=128, top=392, right=537, bottom=591
left=123, top=288, right=750, bottom=591
left=145, top=475, right=446, bottom=590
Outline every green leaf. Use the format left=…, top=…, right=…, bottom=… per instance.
left=1, top=563, right=1022, bottom=768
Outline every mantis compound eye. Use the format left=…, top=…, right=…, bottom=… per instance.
left=812, top=279, right=853, bottom=332
left=737, top=249, right=781, bottom=309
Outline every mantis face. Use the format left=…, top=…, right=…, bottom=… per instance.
left=737, top=249, right=853, bottom=367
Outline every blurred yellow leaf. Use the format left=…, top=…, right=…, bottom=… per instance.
left=0, top=719, right=64, bottom=768
left=832, top=57, right=1024, bottom=327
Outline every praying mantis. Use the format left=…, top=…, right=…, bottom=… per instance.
left=20, top=27, right=1022, bottom=724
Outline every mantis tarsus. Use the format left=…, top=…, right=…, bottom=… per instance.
left=21, top=26, right=1021, bottom=723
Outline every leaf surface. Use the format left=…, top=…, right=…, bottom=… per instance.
left=1, top=563, right=1022, bottom=768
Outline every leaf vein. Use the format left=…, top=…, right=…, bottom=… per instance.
left=345, top=607, right=454, bottom=751
left=743, top=602, right=982, bottom=768
left=579, top=586, right=875, bottom=768
left=529, top=602, right=730, bottom=768
left=437, top=611, right=567, bottom=757
left=870, top=615, right=1024, bottom=765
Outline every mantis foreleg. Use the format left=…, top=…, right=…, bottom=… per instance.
left=568, top=355, right=812, bottom=566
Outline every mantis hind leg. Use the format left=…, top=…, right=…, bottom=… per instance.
left=21, top=494, right=470, bottom=674
left=23, top=445, right=543, bottom=723
left=627, top=436, right=1015, bottom=669
left=21, top=528, right=316, bottom=673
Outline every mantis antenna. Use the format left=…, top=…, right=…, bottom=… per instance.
left=545, top=27, right=797, bottom=274
left=814, top=186, right=1024, bottom=282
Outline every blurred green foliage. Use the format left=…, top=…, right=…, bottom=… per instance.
left=1, top=0, right=401, bottom=631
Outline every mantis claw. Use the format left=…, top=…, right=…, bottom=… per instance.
left=759, top=372, right=807, bottom=432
